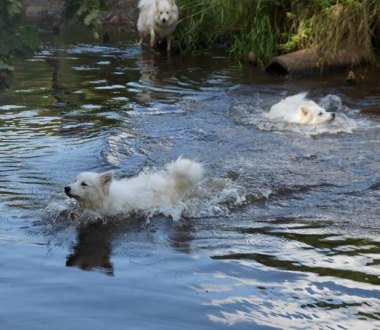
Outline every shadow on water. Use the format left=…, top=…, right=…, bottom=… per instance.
left=0, top=20, right=380, bottom=329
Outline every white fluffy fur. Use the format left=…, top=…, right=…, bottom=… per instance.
left=65, top=158, right=203, bottom=217
left=267, top=92, right=335, bottom=125
left=137, top=0, right=179, bottom=51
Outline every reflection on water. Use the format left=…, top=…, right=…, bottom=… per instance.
left=66, top=222, right=114, bottom=275
left=0, top=24, right=380, bottom=329
left=196, top=216, right=380, bottom=328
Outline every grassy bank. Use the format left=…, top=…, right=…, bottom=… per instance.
left=174, top=0, right=380, bottom=66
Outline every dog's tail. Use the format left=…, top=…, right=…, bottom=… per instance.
left=167, top=157, right=203, bottom=190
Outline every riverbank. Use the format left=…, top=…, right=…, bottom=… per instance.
left=17, top=0, right=380, bottom=76
left=21, top=0, right=138, bottom=29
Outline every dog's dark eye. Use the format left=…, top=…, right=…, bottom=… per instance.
left=160, top=11, right=163, bottom=14
left=318, top=112, right=323, bottom=116
left=81, top=182, right=88, bottom=187
left=166, top=11, right=169, bottom=14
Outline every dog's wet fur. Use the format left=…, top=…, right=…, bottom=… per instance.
left=65, top=158, right=203, bottom=218
left=267, top=92, right=335, bottom=125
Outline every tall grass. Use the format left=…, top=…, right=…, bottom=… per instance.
left=174, top=1, right=220, bottom=54
left=309, top=0, right=380, bottom=64
left=173, top=0, right=380, bottom=66
left=174, top=0, right=285, bottom=63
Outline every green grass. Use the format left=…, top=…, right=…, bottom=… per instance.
left=173, top=0, right=380, bottom=66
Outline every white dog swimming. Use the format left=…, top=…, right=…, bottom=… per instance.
left=267, top=92, right=335, bottom=125
left=137, top=0, right=179, bottom=51
left=64, top=157, right=203, bottom=217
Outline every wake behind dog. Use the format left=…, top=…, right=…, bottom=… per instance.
left=64, top=157, right=203, bottom=219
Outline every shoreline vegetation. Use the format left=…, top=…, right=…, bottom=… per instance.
left=1, top=0, right=379, bottom=89
left=174, top=0, right=380, bottom=69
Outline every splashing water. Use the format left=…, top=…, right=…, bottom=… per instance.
left=230, top=93, right=375, bottom=136
left=43, top=177, right=249, bottom=229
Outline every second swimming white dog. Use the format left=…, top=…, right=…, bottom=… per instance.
left=137, top=0, right=179, bottom=51
left=267, top=92, right=335, bottom=125
left=64, top=157, right=203, bottom=217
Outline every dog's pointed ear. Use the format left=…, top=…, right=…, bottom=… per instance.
left=100, top=171, right=114, bottom=186
left=300, top=106, right=310, bottom=116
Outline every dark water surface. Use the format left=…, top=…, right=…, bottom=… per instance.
left=1, top=25, right=380, bottom=330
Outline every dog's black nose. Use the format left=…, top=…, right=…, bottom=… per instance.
left=64, top=186, right=71, bottom=195
left=332, top=113, right=336, bottom=119
left=162, top=18, right=166, bottom=23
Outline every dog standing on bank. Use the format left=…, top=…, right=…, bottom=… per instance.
left=137, top=0, right=179, bottom=52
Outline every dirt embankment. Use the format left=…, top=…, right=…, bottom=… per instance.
left=21, top=0, right=138, bottom=29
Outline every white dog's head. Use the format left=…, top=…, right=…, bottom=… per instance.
left=65, top=171, right=113, bottom=211
left=155, top=0, right=178, bottom=26
left=297, top=101, right=335, bottom=124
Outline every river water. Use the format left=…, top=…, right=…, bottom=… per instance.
left=0, top=24, right=380, bottom=330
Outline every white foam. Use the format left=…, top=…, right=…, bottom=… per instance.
left=254, top=112, right=361, bottom=135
